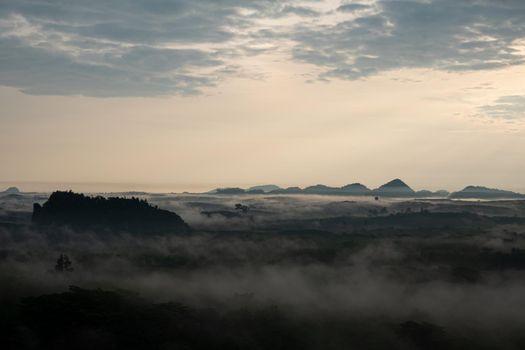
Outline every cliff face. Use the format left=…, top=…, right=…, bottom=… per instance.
left=32, top=191, right=190, bottom=235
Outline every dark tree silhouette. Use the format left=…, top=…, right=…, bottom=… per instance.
left=235, top=203, right=249, bottom=213
left=32, top=191, right=190, bottom=235
left=55, top=254, right=73, bottom=272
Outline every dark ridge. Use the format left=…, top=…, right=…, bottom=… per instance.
left=206, top=181, right=520, bottom=199
left=303, top=184, right=340, bottom=194
left=378, top=178, right=413, bottom=190
left=32, top=191, right=190, bottom=235
left=372, top=179, right=415, bottom=197
left=269, top=186, right=303, bottom=194
left=247, top=184, right=281, bottom=193
left=341, top=183, right=371, bottom=194
left=1, top=186, right=20, bottom=194
left=215, top=187, right=246, bottom=195
left=450, top=186, right=525, bottom=199
left=246, top=189, right=265, bottom=194
left=213, top=180, right=444, bottom=197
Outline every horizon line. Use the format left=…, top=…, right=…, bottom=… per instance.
left=2, top=179, right=525, bottom=195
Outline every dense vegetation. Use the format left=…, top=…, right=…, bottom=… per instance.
left=32, top=191, right=190, bottom=235
left=2, top=192, right=525, bottom=349
left=3, top=284, right=515, bottom=350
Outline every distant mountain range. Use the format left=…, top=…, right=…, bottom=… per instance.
left=247, top=185, right=281, bottom=193
left=449, top=186, right=525, bottom=199
left=373, top=179, right=415, bottom=197
left=0, top=186, right=20, bottom=195
left=210, top=180, right=525, bottom=199
left=3, top=182, right=524, bottom=200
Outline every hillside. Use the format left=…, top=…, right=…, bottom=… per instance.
left=247, top=185, right=281, bottom=193
left=372, top=179, right=415, bottom=197
left=450, top=186, right=525, bottom=199
left=32, top=191, right=190, bottom=235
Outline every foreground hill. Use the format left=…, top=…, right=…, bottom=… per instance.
left=32, top=191, right=190, bottom=235
left=450, top=186, right=525, bottom=199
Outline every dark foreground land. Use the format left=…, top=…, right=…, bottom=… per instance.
left=2, top=191, right=525, bottom=349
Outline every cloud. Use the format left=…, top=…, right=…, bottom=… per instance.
left=0, top=0, right=525, bottom=96
left=0, top=0, right=310, bottom=97
left=278, top=5, right=320, bottom=18
left=292, top=0, right=525, bottom=80
left=479, top=95, right=525, bottom=120
left=0, top=35, right=220, bottom=96
left=337, top=3, right=371, bottom=13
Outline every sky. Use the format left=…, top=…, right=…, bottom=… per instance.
left=1, top=0, right=525, bottom=193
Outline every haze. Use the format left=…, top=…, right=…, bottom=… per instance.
left=1, top=0, right=524, bottom=192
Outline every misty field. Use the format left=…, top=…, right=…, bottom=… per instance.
left=2, top=193, right=525, bottom=349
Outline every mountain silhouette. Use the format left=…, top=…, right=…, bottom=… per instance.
left=32, top=191, right=190, bottom=235
left=1, top=186, right=20, bottom=195
left=303, top=184, right=340, bottom=194
left=450, top=186, right=525, bottom=199
left=379, top=179, right=412, bottom=189
left=269, top=187, right=303, bottom=194
left=215, top=187, right=246, bottom=195
left=341, top=183, right=371, bottom=195
left=246, top=189, right=265, bottom=194
left=203, top=181, right=520, bottom=199
left=247, top=185, right=281, bottom=193
left=372, top=179, right=415, bottom=197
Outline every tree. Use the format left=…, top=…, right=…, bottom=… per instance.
left=55, top=254, right=73, bottom=272
left=234, top=203, right=249, bottom=213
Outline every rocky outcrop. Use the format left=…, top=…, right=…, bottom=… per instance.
left=32, top=191, right=190, bottom=235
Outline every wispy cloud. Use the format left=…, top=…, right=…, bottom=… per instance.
left=0, top=0, right=524, bottom=96
left=480, top=95, right=525, bottom=120
left=0, top=0, right=311, bottom=97
left=292, top=0, right=525, bottom=80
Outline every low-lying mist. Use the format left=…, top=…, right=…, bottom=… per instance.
left=2, top=193, right=525, bottom=349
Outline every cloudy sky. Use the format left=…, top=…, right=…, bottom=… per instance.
left=1, top=0, right=524, bottom=192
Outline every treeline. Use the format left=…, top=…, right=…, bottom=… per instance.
left=32, top=191, right=190, bottom=235
left=1, top=286, right=514, bottom=350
